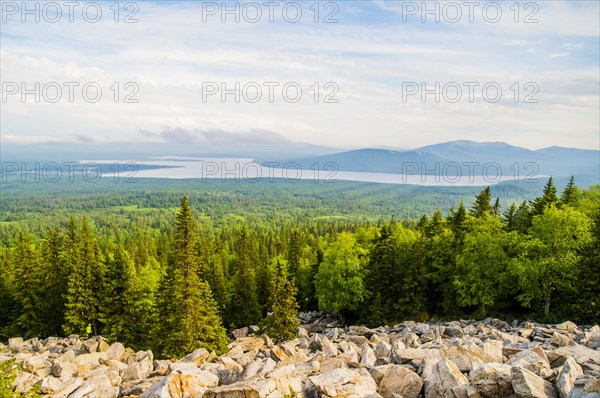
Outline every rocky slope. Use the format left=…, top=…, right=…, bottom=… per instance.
left=2, top=314, right=599, bottom=398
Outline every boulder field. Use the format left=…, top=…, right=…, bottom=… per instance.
left=2, top=314, right=599, bottom=398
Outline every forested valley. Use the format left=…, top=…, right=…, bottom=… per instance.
left=1, top=177, right=598, bottom=359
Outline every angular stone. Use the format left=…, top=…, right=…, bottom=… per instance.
left=506, top=349, right=552, bottom=378
left=467, top=362, right=515, bottom=398
left=511, top=367, right=558, bottom=398
left=182, top=348, right=210, bottom=366
left=38, top=375, right=62, bottom=394
left=422, top=359, right=468, bottom=398
left=556, top=357, right=583, bottom=398
left=309, top=368, right=378, bottom=397
left=141, top=368, right=219, bottom=398
left=378, top=364, right=423, bottom=398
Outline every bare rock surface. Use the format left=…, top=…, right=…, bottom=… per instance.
left=1, top=315, right=598, bottom=397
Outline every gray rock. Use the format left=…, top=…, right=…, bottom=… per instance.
left=511, top=367, right=558, bottom=398
left=556, top=357, right=584, bottom=398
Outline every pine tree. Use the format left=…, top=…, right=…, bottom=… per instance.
left=531, top=177, right=558, bottom=215
left=226, top=227, right=262, bottom=328
left=41, top=227, right=66, bottom=336
left=156, top=196, right=228, bottom=357
left=260, top=257, right=299, bottom=342
left=470, top=187, right=493, bottom=217
left=560, top=176, right=579, bottom=207
left=12, top=233, right=44, bottom=338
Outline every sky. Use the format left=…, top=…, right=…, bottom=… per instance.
left=1, top=0, right=599, bottom=151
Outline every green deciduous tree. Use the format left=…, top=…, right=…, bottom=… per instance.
left=315, top=232, right=365, bottom=317
left=512, top=206, right=592, bottom=316
left=454, top=215, right=514, bottom=316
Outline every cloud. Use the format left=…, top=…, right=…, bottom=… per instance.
left=0, top=1, right=598, bottom=150
left=139, top=128, right=293, bottom=146
left=71, top=134, right=96, bottom=144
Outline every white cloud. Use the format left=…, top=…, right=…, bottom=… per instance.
left=0, top=1, right=598, bottom=150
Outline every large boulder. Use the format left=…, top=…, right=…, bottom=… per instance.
left=422, top=359, right=469, bottom=398
left=467, top=362, right=516, bottom=398
left=511, top=367, right=558, bottom=398
left=506, top=348, right=552, bottom=378
left=140, top=368, right=219, bottom=398
left=309, top=368, right=378, bottom=397
left=556, top=357, right=583, bottom=398
left=377, top=364, right=423, bottom=398
left=443, top=344, right=497, bottom=373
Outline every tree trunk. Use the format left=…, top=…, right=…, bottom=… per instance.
left=481, top=304, right=486, bottom=317
left=544, top=300, right=550, bottom=316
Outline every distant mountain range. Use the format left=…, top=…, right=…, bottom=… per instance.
left=288, top=141, right=600, bottom=186
left=3, top=139, right=598, bottom=186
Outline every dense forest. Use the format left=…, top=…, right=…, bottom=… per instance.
left=0, top=177, right=598, bottom=359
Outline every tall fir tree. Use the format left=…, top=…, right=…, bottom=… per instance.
left=100, top=245, right=144, bottom=347
left=41, top=227, right=66, bottom=336
left=226, top=227, right=262, bottom=328
left=156, top=196, right=227, bottom=357
left=260, top=257, right=299, bottom=342
left=513, top=201, right=532, bottom=233
left=447, top=201, right=467, bottom=234
left=12, top=233, right=44, bottom=338
left=503, top=203, right=517, bottom=231
left=63, top=217, right=100, bottom=336
left=560, top=176, right=580, bottom=207
left=492, top=198, right=501, bottom=216
left=470, top=187, right=493, bottom=217
left=531, top=177, right=558, bottom=216
left=287, top=230, right=302, bottom=279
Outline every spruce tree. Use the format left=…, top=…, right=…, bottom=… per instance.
left=100, top=246, right=142, bottom=346
left=12, top=233, right=44, bottom=338
left=447, top=201, right=467, bottom=233
left=156, top=196, right=227, bottom=357
left=63, top=217, right=99, bottom=336
left=287, top=230, right=301, bottom=279
left=560, top=176, right=579, bottom=207
left=226, top=227, right=262, bottom=328
left=492, top=198, right=501, bottom=216
left=41, top=227, right=66, bottom=336
left=513, top=201, right=532, bottom=233
left=503, top=203, right=517, bottom=231
left=470, top=187, right=493, bottom=217
left=260, top=257, right=299, bottom=342
left=531, top=177, right=558, bottom=215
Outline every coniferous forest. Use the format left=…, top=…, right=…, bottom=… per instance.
left=1, top=177, right=599, bottom=358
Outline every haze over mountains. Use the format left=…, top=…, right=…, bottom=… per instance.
left=290, top=140, right=600, bottom=186
left=2, top=140, right=598, bottom=186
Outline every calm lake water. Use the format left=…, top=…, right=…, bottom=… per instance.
left=86, top=158, right=527, bottom=187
